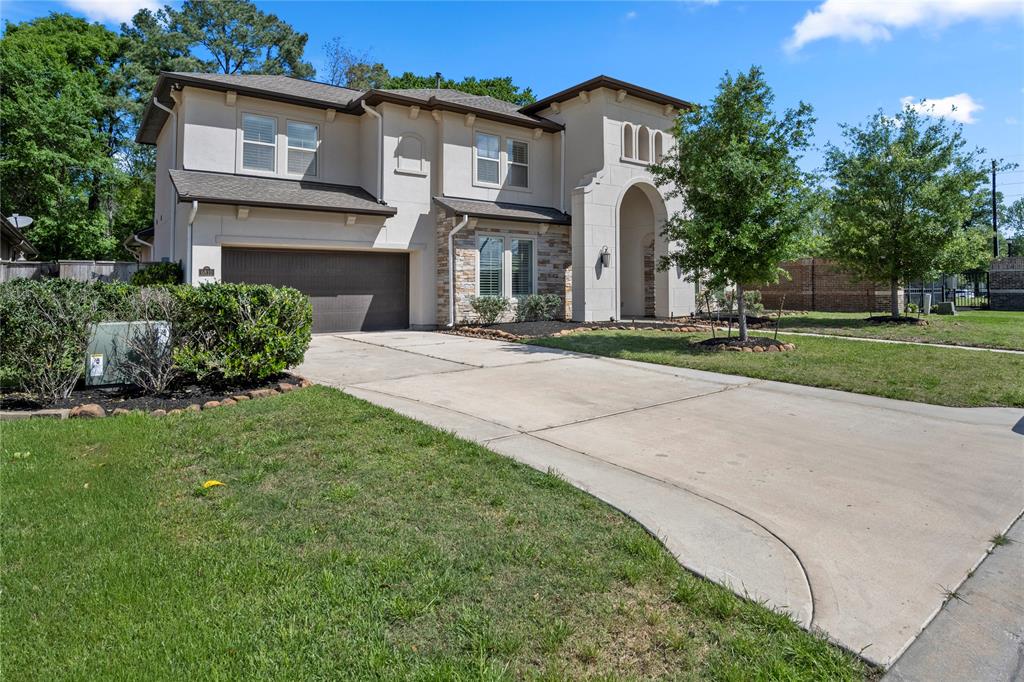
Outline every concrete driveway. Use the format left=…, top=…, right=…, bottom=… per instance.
left=299, top=331, right=1024, bottom=669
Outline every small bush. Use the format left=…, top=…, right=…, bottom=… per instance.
left=715, top=290, right=764, bottom=316
left=469, top=296, right=510, bottom=324
left=113, top=288, right=181, bottom=394
left=172, top=283, right=312, bottom=382
left=514, top=294, right=563, bottom=322
left=906, top=302, right=920, bottom=314
left=0, top=279, right=102, bottom=401
left=743, top=290, right=765, bottom=316
left=131, top=262, right=183, bottom=286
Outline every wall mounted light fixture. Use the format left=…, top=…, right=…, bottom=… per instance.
left=600, top=246, right=611, bottom=268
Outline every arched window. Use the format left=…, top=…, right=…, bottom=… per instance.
left=654, top=131, right=665, bottom=163
left=397, top=134, right=424, bottom=173
left=622, top=123, right=634, bottom=159
left=638, top=126, right=651, bottom=162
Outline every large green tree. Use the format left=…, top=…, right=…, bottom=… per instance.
left=169, top=0, right=314, bottom=77
left=1005, top=198, right=1024, bottom=256
left=323, top=40, right=536, bottom=105
left=651, top=66, right=814, bottom=341
left=823, top=107, right=993, bottom=318
left=0, top=14, right=125, bottom=259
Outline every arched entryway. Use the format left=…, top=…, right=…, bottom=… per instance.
left=617, top=182, right=667, bottom=319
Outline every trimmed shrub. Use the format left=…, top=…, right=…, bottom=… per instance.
left=0, top=279, right=102, bottom=401
left=171, top=283, right=312, bottom=382
left=0, top=279, right=313, bottom=401
left=130, top=262, right=183, bottom=286
left=514, top=294, right=563, bottom=322
left=469, top=296, right=510, bottom=324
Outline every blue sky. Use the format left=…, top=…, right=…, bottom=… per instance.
left=4, top=0, right=1023, bottom=201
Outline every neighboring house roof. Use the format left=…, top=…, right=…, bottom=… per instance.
left=521, top=75, right=694, bottom=115
left=169, top=169, right=397, bottom=216
left=1, top=215, right=38, bottom=258
left=434, top=196, right=571, bottom=225
left=137, top=72, right=559, bottom=144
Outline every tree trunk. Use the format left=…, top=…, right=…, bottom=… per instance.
left=736, top=282, right=748, bottom=342
left=890, top=276, right=900, bottom=319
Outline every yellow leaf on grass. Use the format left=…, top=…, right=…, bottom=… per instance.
left=203, top=480, right=225, bottom=489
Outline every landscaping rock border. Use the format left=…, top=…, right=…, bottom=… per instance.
left=698, top=337, right=796, bottom=353
left=447, top=322, right=717, bottom=342
left=0, top=377, right=314, bottom=421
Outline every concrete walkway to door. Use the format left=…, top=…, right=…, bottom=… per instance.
left=298, top=331, right=1024, bottom=671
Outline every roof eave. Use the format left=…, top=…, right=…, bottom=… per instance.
left=359, top=90, right=563, bottom=132
left=175, top=194, right=397, bottom=217
left=522, top=75, right=695, bottom=115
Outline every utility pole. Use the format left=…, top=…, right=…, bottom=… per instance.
left=992, top=159, right=998, bottom=257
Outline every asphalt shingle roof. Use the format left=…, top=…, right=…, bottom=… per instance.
left=434, top=196, right=571, bottom=225
left=169, top=169, right=396, bottom=216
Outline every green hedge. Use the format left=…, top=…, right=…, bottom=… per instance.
left=130, top=262, right=183, bottom=286
left=0, top=279, right=312, bottom=401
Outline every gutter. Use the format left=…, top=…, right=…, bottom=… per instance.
left=447, top=214, right=470, bottom=327
left=360, top=101, right=384, bottom=202
left=123, top=232, right=154, bottom=262
left=186, top=200, right=198, bottom=284
left=152, top=95, right=178, bottom=262
left=559, top=130, right=566, bottom=214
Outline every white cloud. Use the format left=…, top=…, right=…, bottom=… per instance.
left=625, top=10, right=638, bottom=20
left=1006, top=116, right=1019, bottom=125
left=786, top=0, right=1022, bottom=52
left=62, top=0, right=159, bottom=24
left=900, top=93, right=983, bottom=124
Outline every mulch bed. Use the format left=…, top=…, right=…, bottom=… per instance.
left=698, top=337, right=795, bottom=353
left=449, top=319, right=718, bottom=341
left=1, top=373, right=308, bottom=417
left=866, top=316, right=929, bottom=326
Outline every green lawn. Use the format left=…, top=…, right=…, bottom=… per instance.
left=530, top=330, right=1024, bottom=408
left=775, top=310, right=1024, bottom=351
left=1, top=388, right=868, bottom=681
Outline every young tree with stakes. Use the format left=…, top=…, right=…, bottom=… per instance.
left=823, top=106, right=995, bottom=319
left=651, top=66, right=814, bottom=341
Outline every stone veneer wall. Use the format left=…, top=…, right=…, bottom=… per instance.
left=990, top=257, right=1024, bottom=311
left=436, top=214, right=573, bottom=324
left=643, top=234, right=656, bottom=317
left=754, top=258, right=901, bottom=313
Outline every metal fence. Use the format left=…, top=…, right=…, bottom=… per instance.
left=905, top=273, right=990, bottom=310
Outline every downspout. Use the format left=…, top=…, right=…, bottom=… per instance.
left=559, top=130, right=566, bottom=213
left=152, top=95, right=178, bottom=262
left=361, top=101, right=383, bottom=201
left=447, top=214, right=470, bottom=327
left=186, top=200, right=198, bottom=284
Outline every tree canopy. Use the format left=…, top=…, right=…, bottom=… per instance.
left=651, top=66, right=814, bottom=340
left=822, top=106, right=992, bottom=317
left=1005, top=198, right=1024, bottom=256
left=323, top=40, right=536, bottom=105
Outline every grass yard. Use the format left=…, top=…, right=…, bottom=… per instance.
left=530, top=330, right=1024, bottom=408
left=1, top=388, right=869, bottom=681
left=775, top=310, right=1024, bottom=351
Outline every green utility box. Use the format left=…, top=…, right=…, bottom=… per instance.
left=85, top=321, right=171, bottom=387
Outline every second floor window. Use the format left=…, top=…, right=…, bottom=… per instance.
left=287, top=121, right=318, bottom=176
left=476, top=132, right=499, bottom=184
left=507, top=139, right=528, bottom=188
left=242, top=113, right=276, bottom=172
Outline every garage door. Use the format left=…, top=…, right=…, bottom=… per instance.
left=222, top=248, right=409, bottom=333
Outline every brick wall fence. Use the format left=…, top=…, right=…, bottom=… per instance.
left=990, top=257, right=1024, bottom=311
left=753, top=258, right=901, bottom=313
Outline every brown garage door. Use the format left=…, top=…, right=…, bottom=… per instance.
left=222, top=248, right=409, bottom=333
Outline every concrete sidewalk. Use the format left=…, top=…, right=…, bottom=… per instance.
left=299, top=331, right=1024, bottom=670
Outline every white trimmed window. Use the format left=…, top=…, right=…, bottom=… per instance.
left=286, top=121, right=318, bottom=176
left=242, top=113, right=276, bottom=171
left=510, top=238, right=534, bottom=297
left=477, top=235, right=536, bottom=299
left=475, top=132, right=500, bottom=184
left=478, top=235, right=504, bottom=297
left=507, top=139, right=529, bottom=188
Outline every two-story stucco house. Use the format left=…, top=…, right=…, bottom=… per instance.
left=136, top=73, right=697, bottom=332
